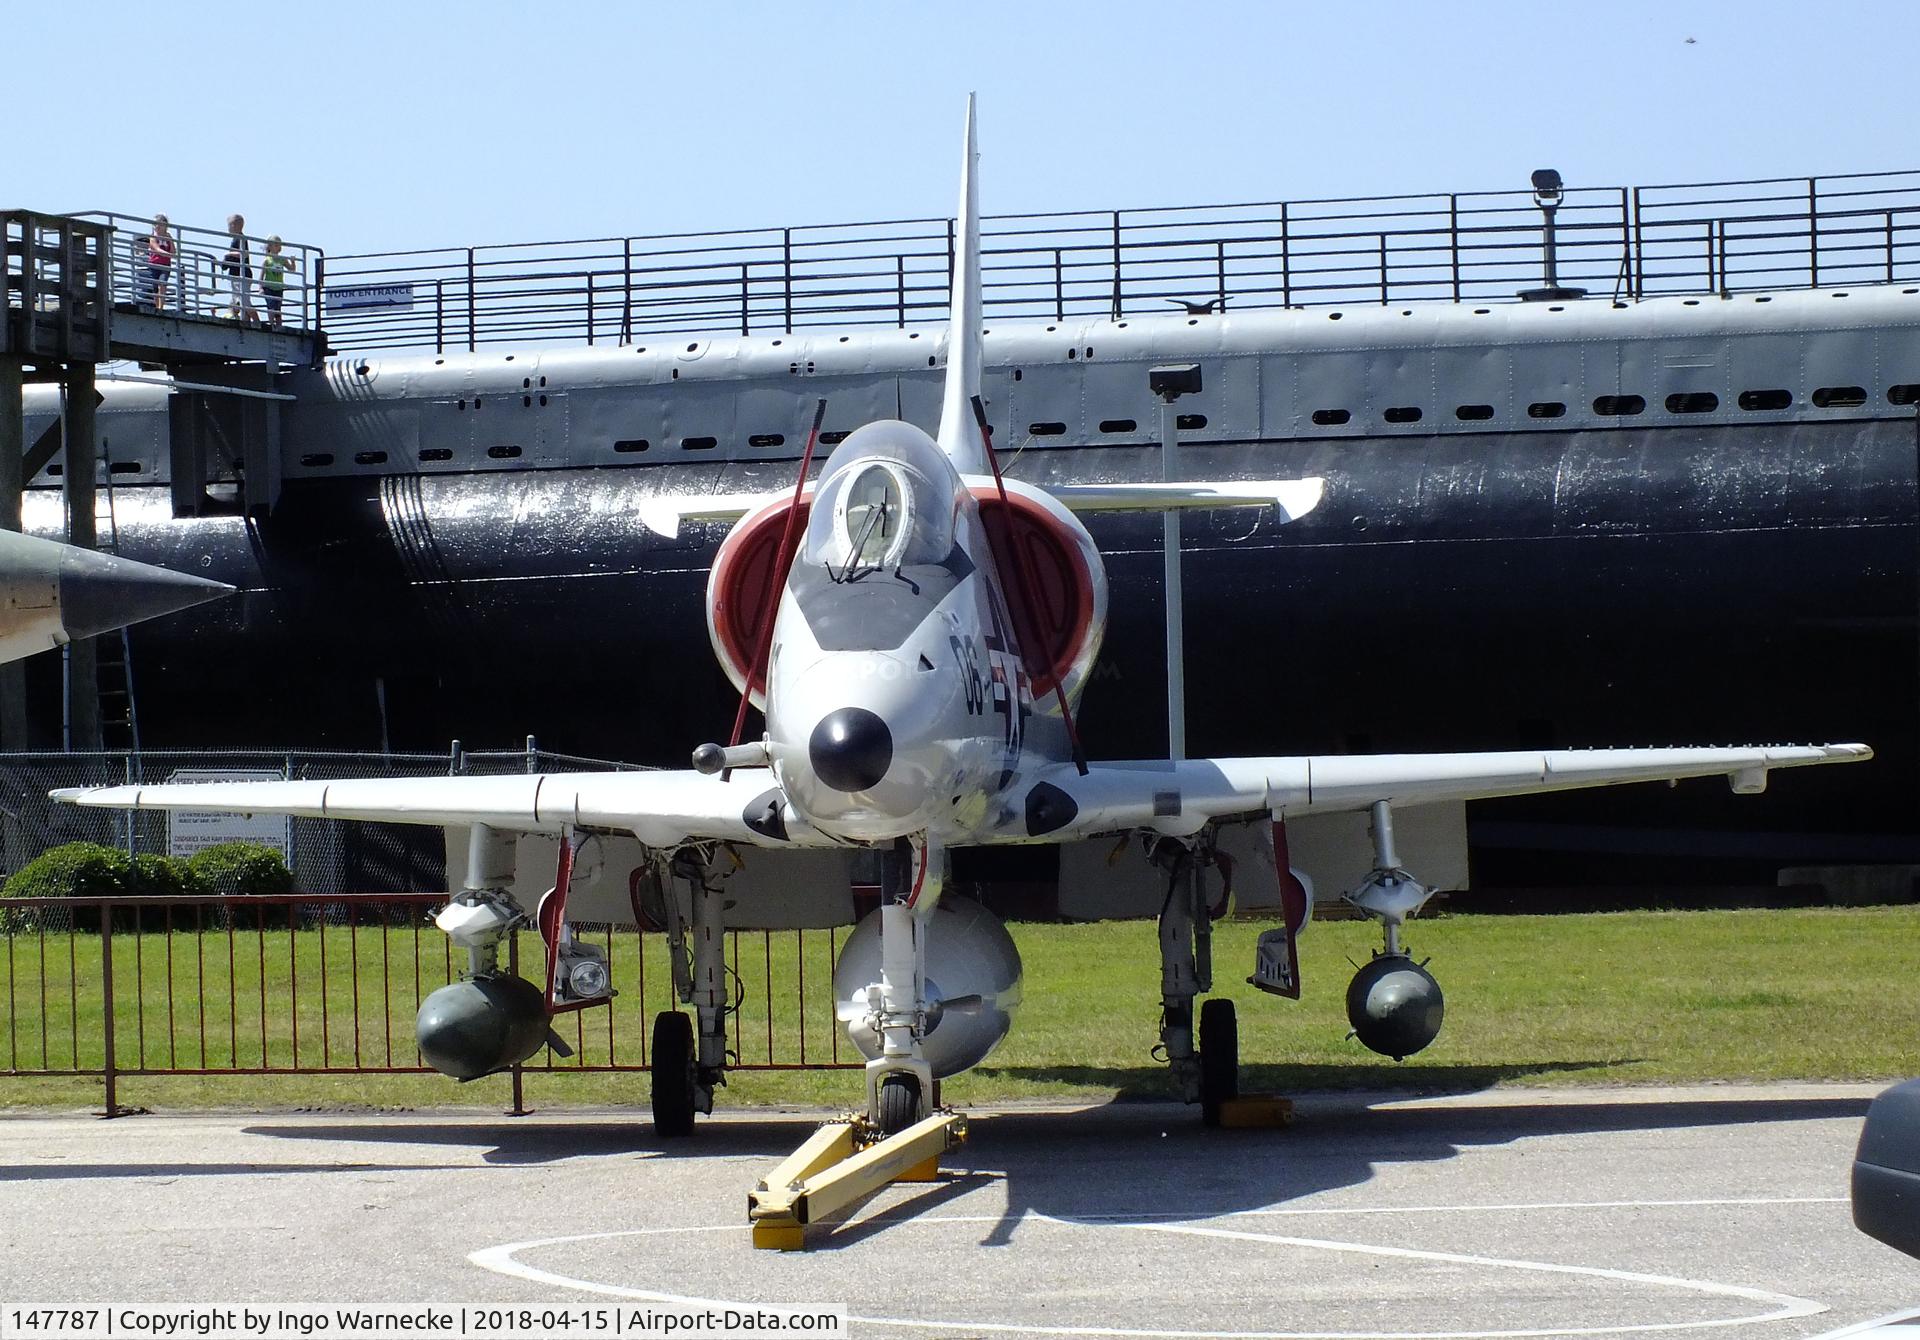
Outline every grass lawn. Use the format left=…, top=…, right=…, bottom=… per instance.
left=1, top=906, right=1915, bottom=1112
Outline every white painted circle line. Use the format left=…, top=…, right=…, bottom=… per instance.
left=469, top=1196, right=1832, bottom=1339
left=1104, top=1219, right=1826, bottom=1337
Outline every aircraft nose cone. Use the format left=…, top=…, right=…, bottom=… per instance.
left=808, top=708, right=893, bottom=793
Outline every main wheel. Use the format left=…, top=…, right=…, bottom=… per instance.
left=651, top=1011, right=697, bottom=1138
left=1199, top=997, right=1239, bottom=1128
left=877, top=1073, right=922, bottom=1135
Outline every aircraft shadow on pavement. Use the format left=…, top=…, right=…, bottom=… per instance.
left=943, top=1091, right=1875, bottom=1249
left=239, top=1118, right=828, bottom=1164
left=241, top=1086, right=1872, bottom=1250
left=967, top=1059, right=1625, bottom=1095
left=0, top=1160, right=454, bottom=1183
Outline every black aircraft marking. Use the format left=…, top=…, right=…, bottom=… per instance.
left=950, top=634, right=987, bottom=715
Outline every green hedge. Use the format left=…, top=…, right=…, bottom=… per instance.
left=1, top=840, right=290, bottom=931
left=3, top=842, right=133, bottom=899
left=187, top=842, right=293, bottom=897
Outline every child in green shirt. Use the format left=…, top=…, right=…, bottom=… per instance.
left=261, top=236, right=296, bottom=329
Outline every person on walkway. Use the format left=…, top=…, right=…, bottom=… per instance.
left=144, top=215, right=175, bottom=313
left=222, top=214, right=256, bottom=324
left=260, top=236, right=296, bottom=330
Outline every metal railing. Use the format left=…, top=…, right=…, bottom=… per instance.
left=69, top=211, right=322, bottom=335
left=0, top=894, right=858, bottom=1115
left=316, top=169, right=1920, bottom=355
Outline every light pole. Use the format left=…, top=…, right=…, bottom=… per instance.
left=1150, top=363, right=1202, bottom=760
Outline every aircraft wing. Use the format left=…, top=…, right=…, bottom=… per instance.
left=52, top=769, right=834, bottom=849
left=637, top=477, right=1326, bottom=537
left=1007, top=744, right=1872, bottom=842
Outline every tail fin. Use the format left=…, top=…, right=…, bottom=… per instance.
left=935, top=93, right=987, bottom=474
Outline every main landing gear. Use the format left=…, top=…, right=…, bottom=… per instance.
left=649, top=849, right=735, bottom=1137
left=1150, top=836, right=1239, bottom=1126
left=1343, top=801, right=1446, bottom=1060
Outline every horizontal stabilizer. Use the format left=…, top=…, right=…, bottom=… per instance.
left=637, top=475, right=1326, bottom=539
left=1032, top=478, right=1325, bottom=522
left=639, top=491, right=801, bottom=540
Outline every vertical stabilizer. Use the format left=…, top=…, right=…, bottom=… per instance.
left=936, top=94, right=987, bottom=474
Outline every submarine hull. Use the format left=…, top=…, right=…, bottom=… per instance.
left=17, top=415, right=1916, bottom=886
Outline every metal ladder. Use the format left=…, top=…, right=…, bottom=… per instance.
left=92, top=452, right=141, bottom=758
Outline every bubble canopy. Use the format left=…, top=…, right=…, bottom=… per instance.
left=803, top=422, right=959, bottom=576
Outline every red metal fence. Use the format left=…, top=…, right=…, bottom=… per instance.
left=0, top=894, right=858, bottom=1116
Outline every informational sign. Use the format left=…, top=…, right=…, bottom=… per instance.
left=325, top=283, right=414, bottom=312
left=165, top=769, right=291, bottom=861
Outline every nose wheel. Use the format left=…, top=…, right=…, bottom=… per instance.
left=876, top=1073, right=925, bottom=1135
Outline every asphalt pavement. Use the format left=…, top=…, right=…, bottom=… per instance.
left=2, top=1085, right=1915, bottom=1338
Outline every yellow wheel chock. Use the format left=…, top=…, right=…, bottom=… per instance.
left=749, top=1110, right=969, bottom=1250
left=1217, top=1094, right=1295, bottom=1128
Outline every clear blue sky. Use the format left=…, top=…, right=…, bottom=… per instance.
left=12, top=1, right=1911, bottom=257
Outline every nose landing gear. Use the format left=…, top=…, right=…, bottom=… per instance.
left=860, top=837, right=942, bottom=1134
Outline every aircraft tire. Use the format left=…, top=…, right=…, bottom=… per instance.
left=1199, top=997, right=1239, bottom=1128
left=877, top=1073, right=922, bottom=1135
left=651, top=1011, right=697, bottom=1138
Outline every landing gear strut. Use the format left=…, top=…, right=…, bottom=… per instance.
left=1344, top=801, right=1445, bottom=1060
left=863, top=838, right=943, bottom=1135
left=650, top=849, right=734, bottom=1136
left=1152, top=836, right=1238, bottom=1124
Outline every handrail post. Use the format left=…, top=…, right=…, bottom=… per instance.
left=1216, top=239, right=1227, bottom=311
left=897, top=253, right=907, bottom=328
left=1808, top=177, right=1819, bottom=289
left=1888, top=210, right=1896, bottom=284
left=507, top=932, right=528, bottom=1117
left=466, top=247, right=477, bottom=353
left=1448, top=194, right=1460, bottom=302
left=1378, top=233, right=1389, bottom=305
left=311, top=253, right=327, bottom=359
left=783, top=228, right=793, bottom=333
left=740, top=262, right=750, bottom=337
left=434, top=278, right=444, bottom=355
left=1280, top=202, right=1292, bottom=308
left=1054, top=248, right=1064, bottom=322
left=1631, top=185, right=1645, bottom=299
left=586, top=272, right=596, bottom=346
left=1619, top=187, right=1634, bottom=300
left=100, top=902, right=119, bottom=1118
left=1109, top=210, right=1123, bottom=320
left=621, top=238, right=633, bottom=346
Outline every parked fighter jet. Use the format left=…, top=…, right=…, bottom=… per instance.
left=55, top=100, right=1869, bottom=1135
left=0, top=528, right=231, bottom=665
